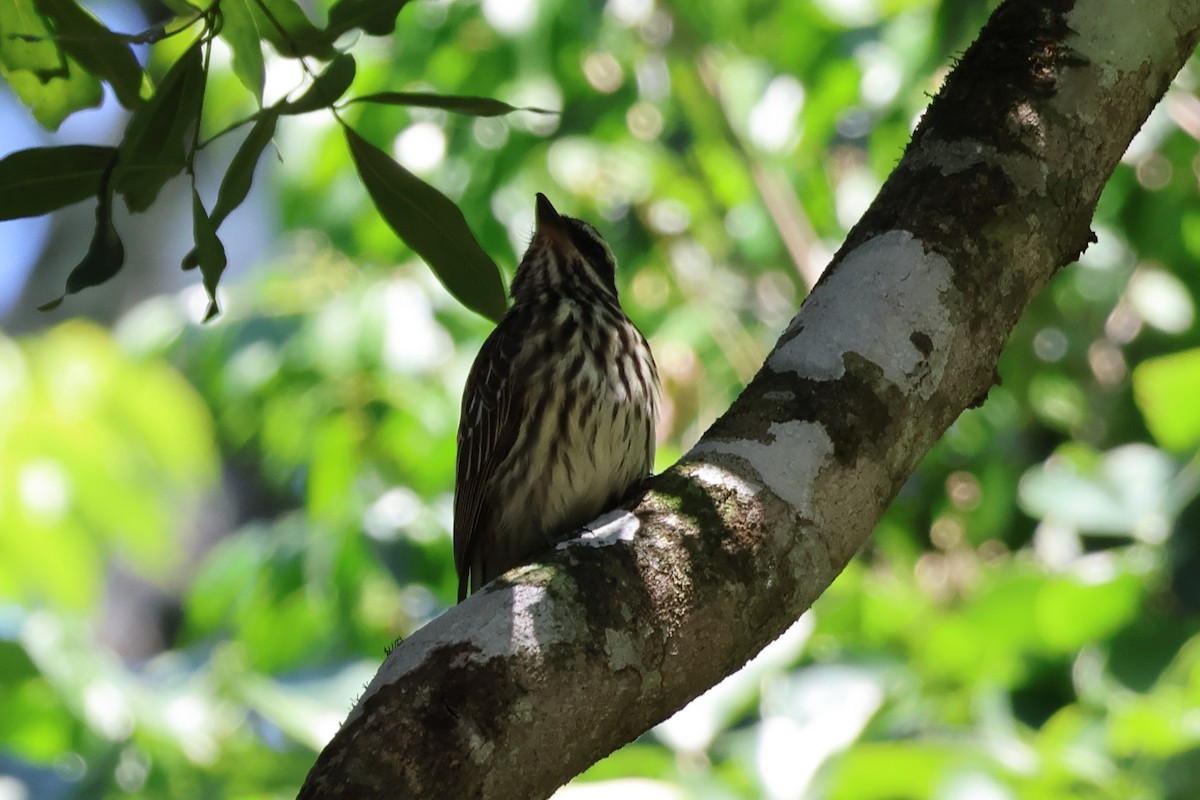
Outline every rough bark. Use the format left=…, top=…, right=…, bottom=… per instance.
left=300, top=0, right=1200, bottom=797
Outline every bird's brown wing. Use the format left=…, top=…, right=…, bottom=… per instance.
left=453, top=312, right=528, bottom=601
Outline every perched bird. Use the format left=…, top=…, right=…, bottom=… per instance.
left=453, top=193, right=660, bottom=601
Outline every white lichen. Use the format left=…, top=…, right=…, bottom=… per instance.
left=689, top=422, right=834, bottom=520
left=767, top=230, right=952, bottom=402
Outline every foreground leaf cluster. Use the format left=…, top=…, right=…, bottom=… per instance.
left=0, top=0, right=511, bottom=321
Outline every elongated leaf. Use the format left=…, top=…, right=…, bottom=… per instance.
left=112, top=40, right=205, bottom=212
left=39, top=175, right=125, bottom=310
left=281, top=54, right=355, bottom=114
left=249, top=0, right=335, bottom=59
left=0, top=144, right=116, bottom=220
left=191, top=188, right=228, bottom=321
left=65, top=211, right=124, bottom=293
left=348, top=91, right=555, bottom=117
left=212, top=110, right=278, bottom=223
left=326, top=0, right=410, bottom=38
left=183, top=110, right=278, bottom=269
left=34, top=0, right=143, bottom=108
left=343, top=126, right=506, bottom=321
left=217, top=0, right=265, bottom=103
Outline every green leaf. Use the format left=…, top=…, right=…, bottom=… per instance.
left=0, top=0, right=105, bottom=129
left=33, top=0, right=143, bottom=108
left=343, top=125, right=507, bottom=322
left=0, top=144, right=116, bottom=220
left=0, top=0, right=59, bottom=74
left=112, top=40, right=205, bottom=212
left=347, top=91, right=556, bottom=117
left=326, top=0, right=411, bottom=38
left=217, top=0, right=265, bottom=103
left=190, top=187, right=228, bottom=322
left=281, top=54, right=355, bottom=114
left=183, top=111, right=277, bottom=269
left=307, top=413, right=359, bottom=523
left=248, top=0, right=335, bottom=59
left=160, top=0, right=209, bottom=13
left=65, top=202, right=123, bottom=293
left=1035, top=573, right=1141, bottom=652
left=0, top=57, right=102, bottom=131
left=39, top=182, right=125, bottom=310
left=1133, top=348, right=1200, bottom=452
left=212, top=110, right=278, bottom=224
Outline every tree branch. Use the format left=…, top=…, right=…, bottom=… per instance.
left=300, top=1, right=1200, bottom=796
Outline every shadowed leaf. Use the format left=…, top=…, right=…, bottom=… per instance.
left=191, top=187, right=228, bottom=321
left=249, top=0, right=335, bottom=59
left=213, top=110, right=279, bottom=225
left=0, top=144, right=116, bottom=220
left=39, top=168, right=124, bottom=310
left=112, top=39, right=205, bottom=212
left=326, top=0, right=411, bottom=38
left=343, top=125, right=507, bottom=322
left=183, top=111, right=278, bottom=269
left=282, top=54, right=355, bottom=114
left=346, top=91, right=557, bottom=117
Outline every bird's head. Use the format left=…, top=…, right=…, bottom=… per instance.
left=510, top=193, right=620, bottom=304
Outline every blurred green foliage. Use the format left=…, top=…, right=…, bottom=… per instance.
left=2, top=0, right=1200, bottom=797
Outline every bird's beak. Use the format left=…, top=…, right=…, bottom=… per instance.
left=535, top=193, right=569, bottom=247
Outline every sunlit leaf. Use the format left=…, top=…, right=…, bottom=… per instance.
left=159, top=0, right=208, bottom=14
left=308, top=414, right=359, bottom=523
left=343, top=125, right=507, bottom=322
left=281, top=54, right=355, bottom=114
left=826, top=742, right=971, bottom=800
left=1133, top=348, right=1200, bottom=452
left=112, top=40, right=205, bottom=212
left=1112, top=701, right=1190, bottom=759
left=0, top=0, right=59, bottom=74
left=0, top=646, right=79, bottom=762
left=0, top=56, right=102, bottom=131
left=217, top=0, right=265, bottom=103
left=1035, top=573, right=1141, bottom=652
left=34, top=0, right=143, bottom=108
left=0, top=144, right=116, bottom=220
left=0, top=0, right=106, bottom=129
left=347, top=91, right=555, bottom=117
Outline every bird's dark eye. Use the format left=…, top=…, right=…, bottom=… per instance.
left=567, top=223, right=611, bottom=269
left=563, top=217, right=619, bottom=296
